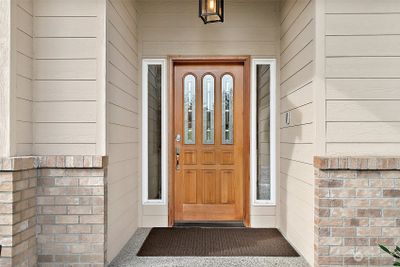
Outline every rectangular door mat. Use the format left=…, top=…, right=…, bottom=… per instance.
left=137, top=228, right=300, bottom=257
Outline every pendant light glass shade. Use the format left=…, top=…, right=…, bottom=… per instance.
left=199, top=0, right=224, bottom=24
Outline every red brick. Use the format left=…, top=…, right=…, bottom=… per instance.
left=356, top=189, right=382, bottom=198
left=67, top=225, right=91, bottom=234
left=344, top=256, right=369, bottom=265
left=357, top=209, right=382, bottom=217
left=357, top=227, right=382, bottom=237
left=79, top=215, right=104, bottom=224
left=317, top=256, right=343, bottom=265
left=319, top=199, right=343, bottom=207
left=383, top=189, right=400, bottom=197
left=344, top=238, right=369, bottom=246
left=332, top=227, right=356, bottom=237
left=55, top=215, right=79, bottom=224
left=67, top=206, right=92, bottom=215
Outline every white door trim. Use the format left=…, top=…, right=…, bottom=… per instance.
left=141, top=58, right=277, bottom=208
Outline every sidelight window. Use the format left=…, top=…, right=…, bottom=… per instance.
left=251, top=59, right=277, bottom=206
left=142, top=59, right=167, bottom=205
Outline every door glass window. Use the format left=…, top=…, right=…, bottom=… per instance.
left=184, top=74, right=196, bottom=144
left=222, top=74, right=234, bottom=144
left=203, top=75, right=215, bottom=144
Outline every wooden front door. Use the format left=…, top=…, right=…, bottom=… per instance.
left=172, top=59, right=249, bottom=223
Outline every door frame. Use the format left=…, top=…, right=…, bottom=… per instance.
left=168, top=56, right=251, bottom=227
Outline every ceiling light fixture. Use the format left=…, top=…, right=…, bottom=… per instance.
left=199, top=0, right=224, bottom=24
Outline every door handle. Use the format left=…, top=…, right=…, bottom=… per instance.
left=176, top=147, right=180, bottom=171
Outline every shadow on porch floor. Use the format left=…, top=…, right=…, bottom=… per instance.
left=109, top=228, right=310, bottom=267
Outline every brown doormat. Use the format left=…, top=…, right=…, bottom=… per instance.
left=137, top=228, right=300, bottom=257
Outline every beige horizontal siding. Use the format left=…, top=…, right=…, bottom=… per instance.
left=34, top=144, right=96, bottom=155
left=34, top=0, right=99, bottom=16
left=280, top=63, right=313, bottom=98
left=327, top=122, right=400, bottom=143
left=326, top=0, right=400, bottom=13
left=281, top=1, right=313, bottom=51
left=326, top=57, right=400, bottom=78
left=327, top=101, right=400, bottom=121
left=327, top=14, right=400, bottom=35
left=139, top=0, right=279, bottom=56
left=280, top=143, right=314, bottom=165
left=142, top=42, right=277, bottom=56
left=326, top=36, right=400, bottom=57
left=35, top=17, right=98, bottom=37
left=107, top=0, right=139, bottom=262
left=325, top=0, right=400, bottom=156
left=279, top=189, right=314, bottom=259
left=15, top=0, right=33, bottom=155
left=34, top=102, right=96, bottom=122
left=35, top=60, right=97, bottom=80
left=34, top=81, right=97, bottom=101
left=281, top=82, right=312, bottom=112
left=280, top=157, right=314, bottom=185
left=326, top=79, right=400, bottom=100
left=35, top=123, right=96, bottom=143
left=281, top=123, right=314, bottom=144
left=327, top=143, right=400, bottom=156
left=35, top=38, right=97, bottom=59
left=33, top=0, right=103, bottom=156
left=280, top=103, right=313, bottom=128
left=281, top=21, right=314, bottom=67
left=279, top=0, right=314, bottom=265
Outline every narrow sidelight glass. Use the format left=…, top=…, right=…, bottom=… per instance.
left=147, top=65, right=162, bottom=200
left=256, top=65, right=271, bottom=201
left=184, top=74, right=196, bottom=144
left=203, top=75, right=215, bottom=144
left=221, top=74, right=234, bottom=144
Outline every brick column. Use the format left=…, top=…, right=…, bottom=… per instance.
left=0, top=156, right=107, bottom=267
left=314, top=157, right=400, bottom=267
left=36, top=156, right=108, bottom=266
left=0, top=157, right=38, bottom=267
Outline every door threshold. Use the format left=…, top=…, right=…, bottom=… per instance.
left=173, top=221, right=245, bottom=228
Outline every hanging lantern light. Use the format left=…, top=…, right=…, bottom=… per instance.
left=199, top=0, right=224, bottom=24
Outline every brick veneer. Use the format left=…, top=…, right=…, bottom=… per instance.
left=0, top=168, right=37, bottom=267
left=314, top=157, right=400, bottom=267
left=0, top=156, right=107, bottom=267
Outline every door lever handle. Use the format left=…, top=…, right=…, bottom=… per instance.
left=176, top=148, right=180, bottom=171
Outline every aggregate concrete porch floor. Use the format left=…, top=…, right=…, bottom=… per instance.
left=109, top=228, right=310, bottom=267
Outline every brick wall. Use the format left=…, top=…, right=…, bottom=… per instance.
left=0, top=156, right=107, bottom=267
left=314, top=157, right=400, bottom=266
left=0, top=158, right=37, bottom=267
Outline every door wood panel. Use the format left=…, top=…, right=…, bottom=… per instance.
left=171, top=59, right=249, bottom=224
left=183, top=170, right=197, bottom=204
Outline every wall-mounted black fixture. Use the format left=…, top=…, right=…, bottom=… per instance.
left=199, top=0, right=224, bottom=24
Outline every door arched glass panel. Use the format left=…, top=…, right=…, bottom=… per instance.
left=203, top=75, right=215, bottom=144
left=222, top=74, right=234, bottom=144
left=184, top=74, right=196, bottom=144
